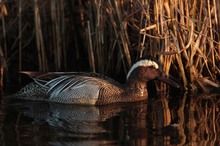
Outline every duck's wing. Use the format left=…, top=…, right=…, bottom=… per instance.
left=17, top=72, right=124, bottom=104
left=46, top=76, right=100, bottom=96
left=20, top=71, right=79, bottom=80
left=14, top=75, right=102, bottom=104
left=21, top=71, right=122, bottom=87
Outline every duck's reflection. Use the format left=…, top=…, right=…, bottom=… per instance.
left=2, top=93, right=220, bottom=145
left=120, top=96, right=174, bottom=146
left=16, top=100, right=128, bottom=134
left=2, top=95, right=178, bottom=146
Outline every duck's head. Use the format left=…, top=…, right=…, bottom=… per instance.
left=126, top=56, right=179, bottom=88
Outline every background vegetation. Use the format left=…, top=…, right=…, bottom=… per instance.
left=0, top=0, right=219, bottom=91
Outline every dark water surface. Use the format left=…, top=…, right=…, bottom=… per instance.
left=0, top=91, right=220, bottom=146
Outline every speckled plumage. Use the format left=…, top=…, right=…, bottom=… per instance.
left=14, top=57, right=179, bottom=105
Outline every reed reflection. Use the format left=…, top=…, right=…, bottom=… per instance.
left=0, top=93, right=220, bottom=146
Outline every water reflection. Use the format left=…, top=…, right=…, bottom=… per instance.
left=1, top=97, right=149, bottom=146
left=0, top=93, right=220, bottom=145
left=147, top=97, right=171, bottom=129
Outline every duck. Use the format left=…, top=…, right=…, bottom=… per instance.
left=14, top=56, right=179, bottom=105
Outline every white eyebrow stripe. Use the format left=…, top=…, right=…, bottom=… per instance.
left=126, top=60, right=159, bottom=79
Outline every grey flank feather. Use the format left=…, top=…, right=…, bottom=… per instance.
left=28, top=75, right=48, bottom=87
left=48, top=77, right=80, bottom=97
left=46, top=76, right=74, bottom=93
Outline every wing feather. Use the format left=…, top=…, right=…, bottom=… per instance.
left=21, top=72, right=122, bottom=103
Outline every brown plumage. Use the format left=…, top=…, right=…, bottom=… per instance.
left=14, top=56, right=179, bottom=105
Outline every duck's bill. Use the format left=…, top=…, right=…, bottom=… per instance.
left=158, top=74, right=180, bottom=88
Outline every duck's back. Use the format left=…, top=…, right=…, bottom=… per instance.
left=15, top=73, right=123, bottom=105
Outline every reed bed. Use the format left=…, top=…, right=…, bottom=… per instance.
left=0, top=0, right=219, bottom=92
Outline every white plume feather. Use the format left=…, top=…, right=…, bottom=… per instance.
left=126, top=60, right=159, bottom=79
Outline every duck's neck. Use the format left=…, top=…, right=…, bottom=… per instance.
left=125, top=78, right=148, bottom=95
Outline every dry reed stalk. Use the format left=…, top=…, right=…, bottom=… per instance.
left=207, top=0, right=215, bottom=73
left=115, top=1, right=131, bottom=62
left=0, top=57, right=4, bottom=87
left=86, top=0, right=103, bottom=73
left=84, top=0, right=133, bottom=75
left=138, top=0, right=220, bottom=91
left=94, top=0, right=105, bottom=73
left=60, top=0, right=66, bottom=70
left=1, top=0, right=219, bottom=92
left=51, top=0, right=66, bottom=71
left=86, top=21, right=96, bottom=73
left=0, top=1, right=7, bottom=87
left=108, top=3, right=130, bottom=72
left=51, top=0, right=60, bottom=70
left=34, top=0, right=48, bottom=72
left=1, top=1, right=7, bottom=59
left=18, top=0, right=22, bottom=72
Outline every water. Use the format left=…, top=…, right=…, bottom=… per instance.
left=0, top=91, right=220, bottom=146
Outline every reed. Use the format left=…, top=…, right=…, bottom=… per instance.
left=0, top=0, right=219, bottom=92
